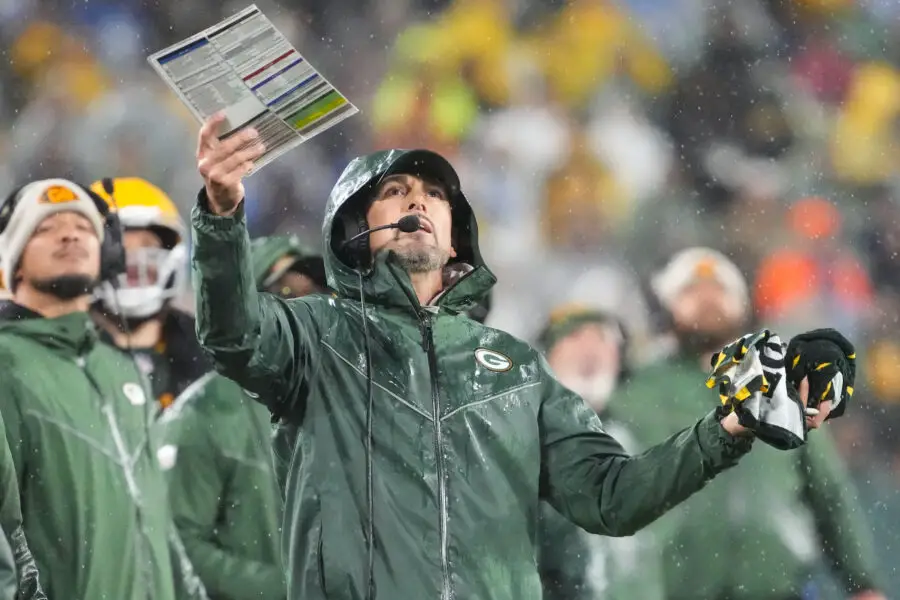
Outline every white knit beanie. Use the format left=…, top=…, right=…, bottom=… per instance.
left=651, top=247, right=749, bottom=315
left=0, top=179, right=106, bottom=291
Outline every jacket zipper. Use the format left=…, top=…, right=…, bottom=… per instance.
left=78, top=356, right=154, bottom=599
left=420, top=313, right=452, bottom=600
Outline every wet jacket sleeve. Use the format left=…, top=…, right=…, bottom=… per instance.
left=537, top=357, right=752, bottom=536
left=165, top=402, right=285, bottom=599
left=191, top=192, right=319, bottom=417
left=0, top=527, right=14, bottom=600
left=800, top=431, right=883, bottom=593
left=0, top=384, right=47, bottom=600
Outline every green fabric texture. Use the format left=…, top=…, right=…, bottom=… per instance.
left=160, top=236, right=302, bottom=599
left=160, top=373, right=284, bottom=600
left=0, top=527, right=14, bottom=600
left=0, top=409, right=45, bottom=600
left=537, top=418, right=665, bottom=600
left=0, top=309, right=176, bottom=599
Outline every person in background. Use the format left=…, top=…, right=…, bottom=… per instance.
left=612, top=246, right=885, bottom=600
left=0, top=179, right=187, bottom=598
left=89, top=177, right=209, bottom=413
left=159, top=234, right=327, bottom=600
left=536, top=305, right=664, bottom=600
left=250, top=234, right=328, bottom=300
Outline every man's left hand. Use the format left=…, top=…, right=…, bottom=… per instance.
left=786, top=328, right=856, bottom=421
left=801, top=377, right=833, bottom=429
left=850, top=591, right=886, bottom=600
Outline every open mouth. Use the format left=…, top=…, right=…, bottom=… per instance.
left=415, top=217, right=433, bottom=234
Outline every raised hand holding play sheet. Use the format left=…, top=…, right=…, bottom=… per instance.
left=148, top=4, right=358, bottom=174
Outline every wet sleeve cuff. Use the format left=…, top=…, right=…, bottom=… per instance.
left=696, top=410, right=754, bottom=472
left=191, top=188, right=247, bottom=236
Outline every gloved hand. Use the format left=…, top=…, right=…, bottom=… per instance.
left=707, top=330, right=807, bottom=450
left=785, top=328, right=855, bottom=421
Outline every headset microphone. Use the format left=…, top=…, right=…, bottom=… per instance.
left=396, top=214, right=421, bottom=233
left=341, top=214, right=422, bottom=249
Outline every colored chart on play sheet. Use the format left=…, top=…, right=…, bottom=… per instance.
left=147, top=4, right=358, bottom=174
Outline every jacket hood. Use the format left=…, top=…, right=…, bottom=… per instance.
left=250, top=234, right=325, bottom=290
left=322, top=149, right=495, bottom=313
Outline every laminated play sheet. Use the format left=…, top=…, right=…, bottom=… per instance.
left=148, top=4, right=358, bottom=173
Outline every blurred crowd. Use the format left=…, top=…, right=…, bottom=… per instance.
left=2, top=0, right=900, bottom=596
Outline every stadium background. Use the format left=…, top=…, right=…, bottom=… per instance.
left=0, top=0, right=898, bottom=594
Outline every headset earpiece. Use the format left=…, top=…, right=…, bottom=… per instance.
left=83, top=182, right=127, bottom=283
left=335, top=191, right=373, bottom=270
left=0, top=185, right=26, bottom=235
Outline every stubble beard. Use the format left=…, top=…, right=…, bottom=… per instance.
left=394, top=246, right=450, bottom=274
left=387, top=239, right=450, bottom=274
left=675, top=320, right=747, bottom=357
left=29, top=274, right=97, bottom=300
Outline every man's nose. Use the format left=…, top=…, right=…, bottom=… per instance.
left=407, top=198, right=427, bottom=213
left=59, top=227, right=84, bottom=243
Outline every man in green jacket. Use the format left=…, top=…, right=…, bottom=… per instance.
left=535, top=305, right=664, bottom=600
left=0, top=178, right=185, bottom=599
left=189, top=115, right=839, bottom=600
left=159, top=234, right=327, bottom=600
left=613, top=247, right=885, bottom=600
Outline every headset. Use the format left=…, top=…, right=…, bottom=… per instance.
left=0, top=179, right=127, bottom=286
left=335, top=190, right=375, bottom=269
left=334, top=180, right=472, bottom=272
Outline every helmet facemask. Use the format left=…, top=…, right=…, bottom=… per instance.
left=98, top=243, right=187, bottom=320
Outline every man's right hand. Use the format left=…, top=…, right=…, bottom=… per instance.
left=196, top=113, right=266, bottom=216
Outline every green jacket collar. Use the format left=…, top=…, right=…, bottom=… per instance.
left=0, top=301, right=98, bottom=356
left=353, top=251, right=495, bottom=314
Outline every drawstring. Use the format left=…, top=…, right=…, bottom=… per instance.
left=358, top=269, right=377, bottom=600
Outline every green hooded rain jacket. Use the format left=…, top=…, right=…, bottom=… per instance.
left=0, top=304, right=177, bottom=599
left=190, top=149, right=754, bottom=600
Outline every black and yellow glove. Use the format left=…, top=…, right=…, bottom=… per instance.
left=785, top=328, right=855, bottom=420
left=707, top=330, right=769, bottom=399
left=707, top=329, right=807, bottom=450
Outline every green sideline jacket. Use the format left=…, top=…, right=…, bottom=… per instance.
left=0, top=303, right=177, bottom=600
left=190, top=149, right=754, bottom=600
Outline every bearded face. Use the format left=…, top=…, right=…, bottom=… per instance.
left=670, top=279, right=748, bottom=355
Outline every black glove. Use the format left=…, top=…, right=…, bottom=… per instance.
left=785, top=328, right=855, bottom=420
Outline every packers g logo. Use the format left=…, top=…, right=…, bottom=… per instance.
left=41, top=185, right=80, bottom=204
left=475, top=348, right=513, bottom=372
